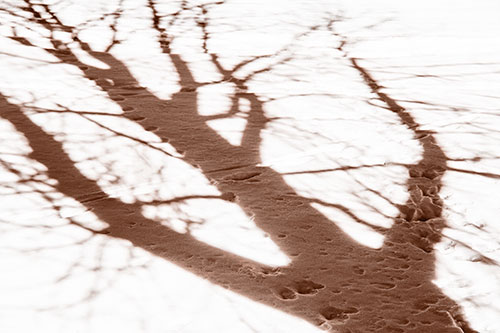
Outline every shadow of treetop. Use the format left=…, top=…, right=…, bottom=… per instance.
left=0, top=0, right=481, bottom=332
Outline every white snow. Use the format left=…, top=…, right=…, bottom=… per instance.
left=1, top=0, right=500, bottom=332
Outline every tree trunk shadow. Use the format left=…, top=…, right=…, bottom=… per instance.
left=0, top=1, right=477, bottom=332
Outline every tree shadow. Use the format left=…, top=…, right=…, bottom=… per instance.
left=0, top=1, right=484, bottom=331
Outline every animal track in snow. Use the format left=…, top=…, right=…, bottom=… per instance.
left=220, top=192, right=236, bottom=201
left=353, top=266, right=365, bottom=275
left=320, top=305, right=359, bottom=321
left=145, top=126, right=159, bottom=132
left=294, top=280, right=325, bottom=295
left=276, top=287, right=297, bottom=300
left=127, top=115, right=146, bottom=121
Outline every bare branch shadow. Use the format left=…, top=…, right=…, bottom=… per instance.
left=2, top=1, right=492, bottom=332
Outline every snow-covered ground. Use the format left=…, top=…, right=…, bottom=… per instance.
left=1, top=0, right=499, bottom=332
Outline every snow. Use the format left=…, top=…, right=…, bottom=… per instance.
left=1, top=0, right=500, bottom=332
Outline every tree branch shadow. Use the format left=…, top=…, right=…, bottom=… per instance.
left=1, top=1, right=489, bottom=332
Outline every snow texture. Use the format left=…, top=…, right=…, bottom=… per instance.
left=1, top=0, right=499, bottom=332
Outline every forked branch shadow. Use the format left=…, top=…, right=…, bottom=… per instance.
left=0, top=1, right=480, bottom=331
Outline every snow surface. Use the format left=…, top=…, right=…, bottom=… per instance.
left=1, top=0, right=500, bottom=332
